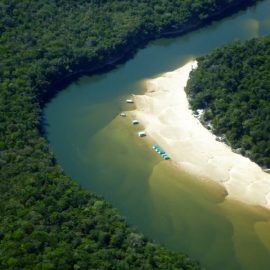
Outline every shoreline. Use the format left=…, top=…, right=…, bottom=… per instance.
left=41, top=0, right=258, bottom=107
left=131, top=60, right=270, bottom=210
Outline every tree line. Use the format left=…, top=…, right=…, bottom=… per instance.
left=0, top=0, right=259, bottom=269
left=186, top=35, right=270, bottom=168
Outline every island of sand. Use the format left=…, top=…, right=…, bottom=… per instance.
left=131, top=60, right=270, bottom=209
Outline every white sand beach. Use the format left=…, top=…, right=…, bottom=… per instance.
left=132, top=60, right=270, bottom=209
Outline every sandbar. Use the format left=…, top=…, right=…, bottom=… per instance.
left=131, top=60, right=270, bottom=209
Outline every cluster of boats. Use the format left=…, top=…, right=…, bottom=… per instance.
left=120, top=99, right=146, bottom=137
left=152, top=144, right=171, bottom=160
left=120, top=98, right=170, bottom=160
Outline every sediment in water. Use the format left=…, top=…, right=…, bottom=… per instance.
left=132, top=60, right=270, bottom=210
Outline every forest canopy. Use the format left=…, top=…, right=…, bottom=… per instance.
left=0, top=0, right=259, bottom=269
left=186, top=35, right=270, bottom=168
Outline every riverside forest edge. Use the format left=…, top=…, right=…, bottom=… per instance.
left=186, top=35, right=270, bottom=169
left=0, top=1, right=262, bottom=269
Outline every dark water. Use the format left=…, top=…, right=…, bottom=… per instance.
left=44, top=1, right=270, bottom=269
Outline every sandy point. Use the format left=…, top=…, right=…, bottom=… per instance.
left=131, top=60, right=270, bottom=210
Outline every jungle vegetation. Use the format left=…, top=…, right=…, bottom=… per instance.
left=0, top=0, right=259, bottom=269
left=186, top=35, right=270, bottom=168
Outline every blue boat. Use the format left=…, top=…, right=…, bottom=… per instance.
left=157, top=148, right=165, bottom=154
left=152, top=144, right=170, bottom=160
left=152, top=144, right=159, bottom=149
left=162, top=154, right=170, bottom=160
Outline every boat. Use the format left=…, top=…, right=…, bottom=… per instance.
left=152, top=144, right=159, bottom=149
left=153, top=144, right=165, bottom=154
left=162, top=153, right=170, bottom=160
left=132, top=120, right=139, bottom=124
left=126, top=99, right=134, bottom=103
left=138, top=131, right=146, bottom=137
left=152, top=144, right=171, bottom=160
left=157, top=148, right=165, bottom=155
left=120, top=112, right=127, bottom=117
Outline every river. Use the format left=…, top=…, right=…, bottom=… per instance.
left=44, top=1, right=270, bottom=269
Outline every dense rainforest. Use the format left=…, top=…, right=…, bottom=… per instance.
left=186, top=35, right=270, bottom=169
left=0, top=0, right=259, bottom=269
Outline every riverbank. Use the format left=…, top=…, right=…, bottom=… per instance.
left=42, top=0, right=258, bottom=107
left=132, top=60, right=270, bottom=209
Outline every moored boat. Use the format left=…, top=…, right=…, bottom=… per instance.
left=138, top=131, right=146, bottom=137
left=132, top=120, right=140, bottom=124
left=126, top=99, right=134, bottom=103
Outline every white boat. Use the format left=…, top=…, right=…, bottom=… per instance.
left=138, top=131, right=146, bottom=137
left=132, top=120, right=139, bottom=124
left=126, top=99, right=134, bottom=103
left=120, top=113, right=126, bottom=117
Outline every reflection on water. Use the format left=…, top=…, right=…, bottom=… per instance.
left=245, top=18, right=260, bottom=37
left=44, top=1, right=270, bottom=269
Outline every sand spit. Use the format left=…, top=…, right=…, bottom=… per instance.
left=132, top=60, right=270, bottom=209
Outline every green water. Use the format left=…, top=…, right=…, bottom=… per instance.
left=44, top=1, right=270, bottom=269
